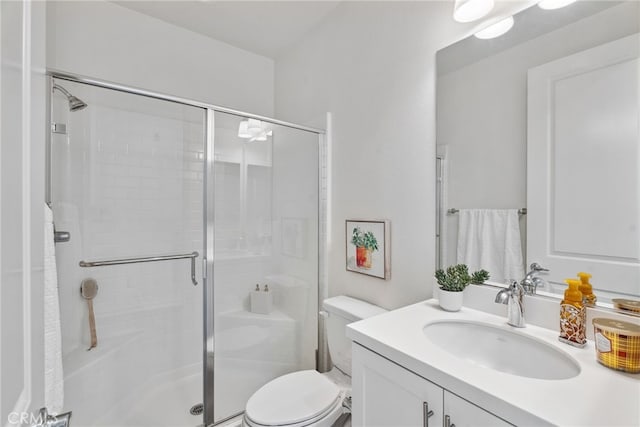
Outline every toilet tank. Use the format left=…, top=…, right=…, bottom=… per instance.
left=322, top=296, right=387, bottom=376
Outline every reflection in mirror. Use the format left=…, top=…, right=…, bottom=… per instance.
left=436, top=1, right=639, bottom=303
left=213, top=113, right=273, bottom=259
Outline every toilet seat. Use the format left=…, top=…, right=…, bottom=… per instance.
left=244, top=370, right=344, bottom=427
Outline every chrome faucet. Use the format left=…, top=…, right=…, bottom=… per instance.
left=495, top=281, right=526, bottom=328
left=521, top=262, right=549, bottom=295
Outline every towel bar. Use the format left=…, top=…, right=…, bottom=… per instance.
left=79, top=251, right=199, bottom=286
left=447, top=208, right=527, bottom=215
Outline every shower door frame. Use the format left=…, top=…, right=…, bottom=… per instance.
left=46, top=70, right=326, bottom=427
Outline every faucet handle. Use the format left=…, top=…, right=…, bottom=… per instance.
left=510, top=279, right=525, bottom=295
left=505, top=279, right=520, bottom=290
left=529, top=262, right=549, bottom=272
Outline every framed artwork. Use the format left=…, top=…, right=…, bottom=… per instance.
left=345, top=219, right=390, bottom=280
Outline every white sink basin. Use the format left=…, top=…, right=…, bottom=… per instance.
left=423, top=320, right=580, bottom=380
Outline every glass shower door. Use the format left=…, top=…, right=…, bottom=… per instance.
left=50, top=78, right=206, bottom=426
left=212, top=111, right=319, bottom=423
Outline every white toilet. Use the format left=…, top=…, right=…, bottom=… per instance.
left=243, top=296, right=387, bottom=427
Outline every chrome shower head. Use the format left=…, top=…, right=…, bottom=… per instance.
left=67, top=95, right=87, bottom=111
left=53, top=83, right=88, bottom=112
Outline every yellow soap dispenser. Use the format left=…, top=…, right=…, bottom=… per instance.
left=559, top=279, right=586, bottom=347
left=577, top=272, right=597, bottom=307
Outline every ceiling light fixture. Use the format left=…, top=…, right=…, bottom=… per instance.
left=538, top=0, right=577, bottom=10
left=238, top=119, right=272, bottom=142
left=474, top=16, right=514, bottom=39
left=251, top=132, right=268, bottom=142
left=238, top=120, right=252, bottom=138
left=247, top=118, right=262, bottom=132
left=453, top=0, right=495, bottom=23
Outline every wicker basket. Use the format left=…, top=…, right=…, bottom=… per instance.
left=592, top=318, right=640, bottom=374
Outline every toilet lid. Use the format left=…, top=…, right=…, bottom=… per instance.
left=245, top=370, right=341, bottom=426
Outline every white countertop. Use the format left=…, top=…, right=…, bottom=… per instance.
left=347, top=299, right=640, bottom=426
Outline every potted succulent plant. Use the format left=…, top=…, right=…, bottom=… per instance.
left=435, top=264, right=490, bottom=311
left=351, top=227, right=379, bottom=269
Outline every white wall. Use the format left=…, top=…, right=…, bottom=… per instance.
left=47, top=0, right=275, bottom=116
left=438, top=2, right=640, bottom=270
left=274, top=2, right=475, bottom=310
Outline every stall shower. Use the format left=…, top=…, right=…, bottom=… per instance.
left=48, top=75, right=323, bottom=426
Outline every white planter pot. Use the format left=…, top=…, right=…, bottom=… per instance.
left=438, top=288, right=464, bottom=312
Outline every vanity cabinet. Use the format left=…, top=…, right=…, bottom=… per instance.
left=352, top=343, right=512, bottom=427
left=443, top=391, right=511, bottom=427
left=351, top=342, right=443, bottom=426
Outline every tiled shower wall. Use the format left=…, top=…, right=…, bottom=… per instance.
left=51, top=85, right=205, bottom=424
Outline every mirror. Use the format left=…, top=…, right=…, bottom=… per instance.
left=436, top=1, right=639, bottom=302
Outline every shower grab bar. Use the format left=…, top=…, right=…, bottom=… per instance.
left=447, top=208, right=527, bottom=215
left=79, top=251, right=199, bottom=286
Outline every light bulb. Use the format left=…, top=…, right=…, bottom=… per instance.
left=453, top=0, right=495, bottom=23
left=538, top=0, right=577, bottom=10
left=474, top=16, right=514, bottom=39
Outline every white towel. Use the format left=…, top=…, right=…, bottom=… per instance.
left=44, top=203, right=64, bottom=414
left=456, top=209, right=524, bottom=284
